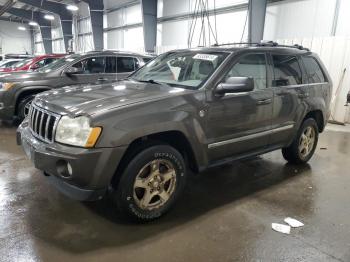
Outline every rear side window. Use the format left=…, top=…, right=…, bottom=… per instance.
left=226, top=53, right=267, bottom=90
left=302, top=56, right=326, bottom=83
left=117, top=57, right=135, bottom=73
left=272, top=55, right=302, bottom=86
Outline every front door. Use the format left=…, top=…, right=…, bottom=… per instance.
left=66, top=56, right=108, bottom=85
left=206, top=53, right=273, bottom=162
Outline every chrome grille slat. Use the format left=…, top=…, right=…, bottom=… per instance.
left=28, top=104, right=61, bottom=143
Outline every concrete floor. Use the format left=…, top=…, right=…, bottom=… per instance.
left=0, top=122, right=350, bottom=262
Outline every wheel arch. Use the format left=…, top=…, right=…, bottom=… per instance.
left=111, top=130, right=200, bottom=188
left=303, top=110, right=325, bottom=133
left=15, top=87, right=51, bottom=115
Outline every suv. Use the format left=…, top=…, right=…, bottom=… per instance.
left=0, top=51, right=153, bottom=121
left=17, top=43, right=332, bottom=221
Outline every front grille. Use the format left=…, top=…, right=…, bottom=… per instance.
left=28, top=104, right=61, bottom=143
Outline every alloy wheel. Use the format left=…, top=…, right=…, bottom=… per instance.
left=298, top=126, right=316, bottom=159
left=133, top=159, right=177, bottom=211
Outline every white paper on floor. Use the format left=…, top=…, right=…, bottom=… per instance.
left=284, top=217, right=304, bottom=228
left=272, top=223, right=291, bottom=234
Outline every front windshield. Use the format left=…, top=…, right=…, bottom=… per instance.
left=38, top=54, right=80, bottom=73
left=130, top=51, right=228, bottom=89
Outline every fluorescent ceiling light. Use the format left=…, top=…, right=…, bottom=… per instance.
left=66, top=5, right=79, bottom=11
left=44, top=14, right=55, bottom=20
left=28, top=21, right=38, bottom=26
left=18, top=26, right=26, bottom=31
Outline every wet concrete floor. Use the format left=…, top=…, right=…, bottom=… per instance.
left=0, top=121, right=350, bottom=262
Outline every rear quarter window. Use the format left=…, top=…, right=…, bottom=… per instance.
left=302, top=56, right=327, bottom=83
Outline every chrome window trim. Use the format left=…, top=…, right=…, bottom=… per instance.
left=208, top=124, right=294, bottom=149
left=271, top=82, right=329, bottom=89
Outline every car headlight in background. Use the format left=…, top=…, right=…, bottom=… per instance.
left=0, top=82, right=15, bottom=91
left=55, top=116, right=102, bottom=148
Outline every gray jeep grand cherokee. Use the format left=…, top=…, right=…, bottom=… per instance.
left=17, top=43, right=332, bottom=221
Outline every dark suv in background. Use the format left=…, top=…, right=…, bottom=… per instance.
left=0, top=51, right=153, bottom=121
left=18, top=43, right=332, bottom=222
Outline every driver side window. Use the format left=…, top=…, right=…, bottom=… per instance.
left=72, top=57, right=106, bottom=74
left=226, top=53, right=267, bottom=90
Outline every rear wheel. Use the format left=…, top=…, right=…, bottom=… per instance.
left=111, top=145, right=187, bottom=222
left=17, top=95, right=34, bottom=121
left=282, top=118, right=319, bottom=164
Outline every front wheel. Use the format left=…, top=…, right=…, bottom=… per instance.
left=111, top=145, right=187, bottom=222
left=282, top=118, right=319, bottom=164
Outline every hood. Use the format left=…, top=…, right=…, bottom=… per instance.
left=34, top=80, right=191, bottom=117
left=0, top=71, right=49, bottom=82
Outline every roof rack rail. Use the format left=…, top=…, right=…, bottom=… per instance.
left=211, top=41, right=309, bottom=51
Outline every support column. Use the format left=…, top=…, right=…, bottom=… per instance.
left=248, top=0, right=267, bottom=43
left=141, top=0, right=157, bottom=53
left=82, top=0, right=104, bottom=51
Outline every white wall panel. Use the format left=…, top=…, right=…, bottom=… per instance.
left=335, top=0, right=350, bottom=36
left=264, top=0, right=336, bottom=40
left=0, top=20, right=32, bottom=54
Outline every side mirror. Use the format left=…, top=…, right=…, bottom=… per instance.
left=64, top=67, right=83, bottom=75
left=215, top=77, right=254, bottom=95
left=30, top=64, right=40, bottom=70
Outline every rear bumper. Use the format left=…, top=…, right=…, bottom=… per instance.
left=17, top=121, right=127, bottom=201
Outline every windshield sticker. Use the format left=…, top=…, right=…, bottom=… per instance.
left=193, top=54, right=218, bottom=61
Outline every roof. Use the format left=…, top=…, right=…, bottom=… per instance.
left=85, top=50, right=154, bottom=57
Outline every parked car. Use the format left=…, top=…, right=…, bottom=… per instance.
left=0, top=59, right=24, bottom=71
left=17, top=43, right=332, bottom=221
left=0, top=51, right=153, bottom=121
left=0, top=54, right=65, bottom=73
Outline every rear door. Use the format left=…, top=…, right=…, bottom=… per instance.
left=269, top=53, right=307, bottom=146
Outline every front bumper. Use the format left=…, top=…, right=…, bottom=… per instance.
left=0, top=91, right=15, bottom=120
left=17, top=121, right=127, bottom=201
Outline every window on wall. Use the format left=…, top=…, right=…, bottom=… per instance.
left=117, top=57, right=135, bottom=73
left=302, top=56, right=326, bottom=83
left=226, top=53, right=267, bottom=90
left=272, top=55, right=302, bottom=86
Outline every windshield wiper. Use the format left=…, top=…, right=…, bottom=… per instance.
left=132, top=79, right=162, bottom=85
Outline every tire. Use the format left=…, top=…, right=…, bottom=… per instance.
left=111, top=145, right=187, bottom=222
left=282, top=118, right=319, bottom=164
left=17, top=95, right=35, bottom=121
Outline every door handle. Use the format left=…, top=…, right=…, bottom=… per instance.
left=257, top=98, right=272, bottom=105
left=97, top=77, right=108, bottom=82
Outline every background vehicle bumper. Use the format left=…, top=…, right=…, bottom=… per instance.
left=17, top=121, right=127, bottom=201
left=0, top=91, right=14, bottom=120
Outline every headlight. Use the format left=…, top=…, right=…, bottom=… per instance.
left=0, top=82, right=15, bottom=91
left=55, top=116, right=102, bottom=148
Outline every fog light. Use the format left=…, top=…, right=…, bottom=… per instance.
left=57, top=160, right=73, bottom=178
left=67, top=162, right=73, bottom=176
